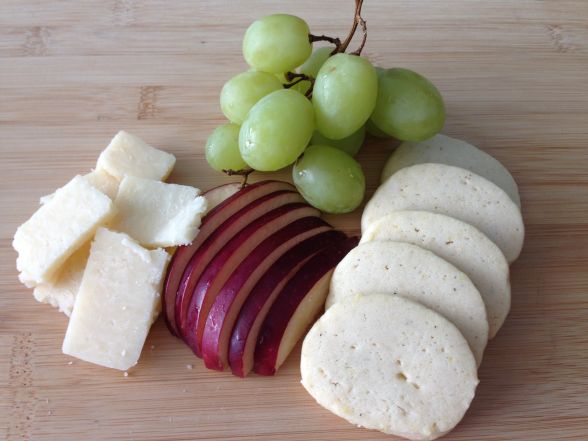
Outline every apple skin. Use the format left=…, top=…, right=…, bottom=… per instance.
left=201, top=182, right=241, bottom=216
left=201, top=216, right=332, bottom=371
left=228, top=229, right=347, bottom=377
left=184, top=203, right=321, bottom=357
left=175, top=190, right=303, bottom=341
left=254, top=236, right=358, bottom=376
left=162, top=180, right=295, bottom=336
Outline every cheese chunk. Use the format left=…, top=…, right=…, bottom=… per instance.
left=96, top=130, right=176, bottom=181
left=62, top=228, right=169, bottom=370
left=301, top=294, right=478, bottom=441
left=13, top=175, right=116, bottom=287
left=111, top=176, right=207, bottom=247
left=40, top=169, right=120, bottom=205
left=33, top=242, right=90, bottom=316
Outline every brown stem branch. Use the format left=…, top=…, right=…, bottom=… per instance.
left=222, top=168, right=254, bottom=187
left=309, top=34, right=341, bottom=49
left=350, top=17, right=367, bottom=55
left=338, top=0, right=365, bottom=53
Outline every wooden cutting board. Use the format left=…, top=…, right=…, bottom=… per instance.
left=1, top=1, right=587, bottom=439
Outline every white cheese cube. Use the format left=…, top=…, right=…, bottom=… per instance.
left=40, top=169, right=120, bottom=205
left=62, top=228, right=169, bottom=371
left=96, top=131, right=176, bottom=181
left=33, top=241, right=90, bottom=316
left=111, top=176, right=207, bottom=248
left=13, top=175, right=116, bottom=287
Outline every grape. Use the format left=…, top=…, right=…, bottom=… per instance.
left=298, top=46, right=333, bottom=77
left=239, top=89, right=314, bottom=171
left=205, top=124, right=248, bottom=172
left=371, top=68, right=445, bottom=141
left=313, top=53, right=378, bottom=140
left=365, top=118, right=391, bottom=138
left=293, top=144, right=365, bottom=213
left=311, top=125, right=365, bottom=156
left=220, top=71, right=283, bottom=125
left=242, top=14, right=312, bottom=74
left=291, top=46, right=334, bottom=95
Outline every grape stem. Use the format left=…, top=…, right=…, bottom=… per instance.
left=222, top=168, right=254, bottom=187
left=308, top=34, right=341, bottom=50
left=338, top=0, right=366, bottom=54
left=283, top=72, right=315, bottom=97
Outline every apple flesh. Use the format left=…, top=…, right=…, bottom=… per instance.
left=228, top=229, right=348, bottom=377
left=162, top=180, right=296, bottom=336
left=201, top=216, right=332, bottom=371
left=175, top=190, right=303, bottom=339
left=184, top=203, right=321, bottom=357
left=201, top=182, right=241, bottom=215
left=254, top=236, right=358, bottom=376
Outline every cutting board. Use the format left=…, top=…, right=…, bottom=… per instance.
left=1, top=1, right=588, bottom=440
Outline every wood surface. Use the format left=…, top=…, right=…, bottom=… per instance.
left=1, top=1, right=588, bottom=440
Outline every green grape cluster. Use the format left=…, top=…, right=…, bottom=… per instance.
left=204, top=11, right=446, bottom=214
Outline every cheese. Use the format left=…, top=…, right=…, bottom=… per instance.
left=62, top=228, right=169, bottom=370
left=13, top=175, right=116, bottom=287
left=40, top=169, right=120, bottom=205
left=96, top=130, right=176, bottom=181
left=111, top=176, right=207, bottom=247
left=33, top=242, right=91, bottom=316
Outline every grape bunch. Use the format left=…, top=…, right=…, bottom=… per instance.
left=205, top=1, right=445, bottom=214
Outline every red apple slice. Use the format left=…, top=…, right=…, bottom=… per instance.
left=229, top=229, right=348, bottom=377
left=163, top=180, right=297, bottom=336
left=184, top=203, right=321, bottom=357
left=254, top=236, right=358, bottom=376
left=201, top=216, right=332, bottom=371
left=175, top=190, right=304, bottom=338
left=202, top=182, right=241, bottom=215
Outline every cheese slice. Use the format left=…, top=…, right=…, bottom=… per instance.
left=62, top=228, right=169, bottom=370
left=33, top=242, right=91, bottom=316
left=13, top=175, right=116, bottom=287
left=111, top=176, right=207, bottom=248
left=40, top=169, right=120, bottom=205
left=96, top=130, right=176, bottom=181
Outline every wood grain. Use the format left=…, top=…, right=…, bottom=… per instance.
left=1, top=1, right=588, bottom=440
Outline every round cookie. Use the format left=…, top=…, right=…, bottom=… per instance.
left=361, top=210, right=510, bottom=338
left=362, top=163, right=525, bottom=262
left=327, top=241, right=488, bottom=365
left=380, top=134, right=521, bottom=208
left=301, top=294, right=479, bottom=441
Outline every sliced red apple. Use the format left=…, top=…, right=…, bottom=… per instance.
left=163, top=180, right=297, bottom=336
left=184, top=203, right=321, bottom=357
left=229, top=229, right=348, bottom=377
left=201, top=216, right=332, bottom=371
left=202, top=182, right=241, bottom=215
left=254, top=237, right=358, bottom=376
left=175, top=190, right=304, bottom=338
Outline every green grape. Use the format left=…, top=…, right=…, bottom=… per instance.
left=242, top=14, right=312, bottom=74
left=298, top=46, right=333, bottom=77
left=239, top=89, right=314, bottom=171
left=205, top=123, right=248, bottom=172
left=313, top=53, right=378, bottom=140
left=220, top=71, right=283, bottom=125
left=293, top=144, right=365, bottom=213
left=311, top=125, right=365, bottom=156
left=365, top=118, right=391, bottom=138
left=371, top=68, right=445, bottom=141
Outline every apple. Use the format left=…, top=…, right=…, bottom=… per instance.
left=175, top=190, right=305, bottom=340
left=254, top=236, right=358, bottom=376
left=183, top=203, right=321, bottom=357
left=201, top=182, right=241, bottom=216
left=201, top=216, right=332, bottom=371
left=162, top=180, right=296, bottom=336
left=228, top=229, right=347, bottom=377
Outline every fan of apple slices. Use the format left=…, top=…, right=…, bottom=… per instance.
left=163, top=180, right=357, bottom=377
